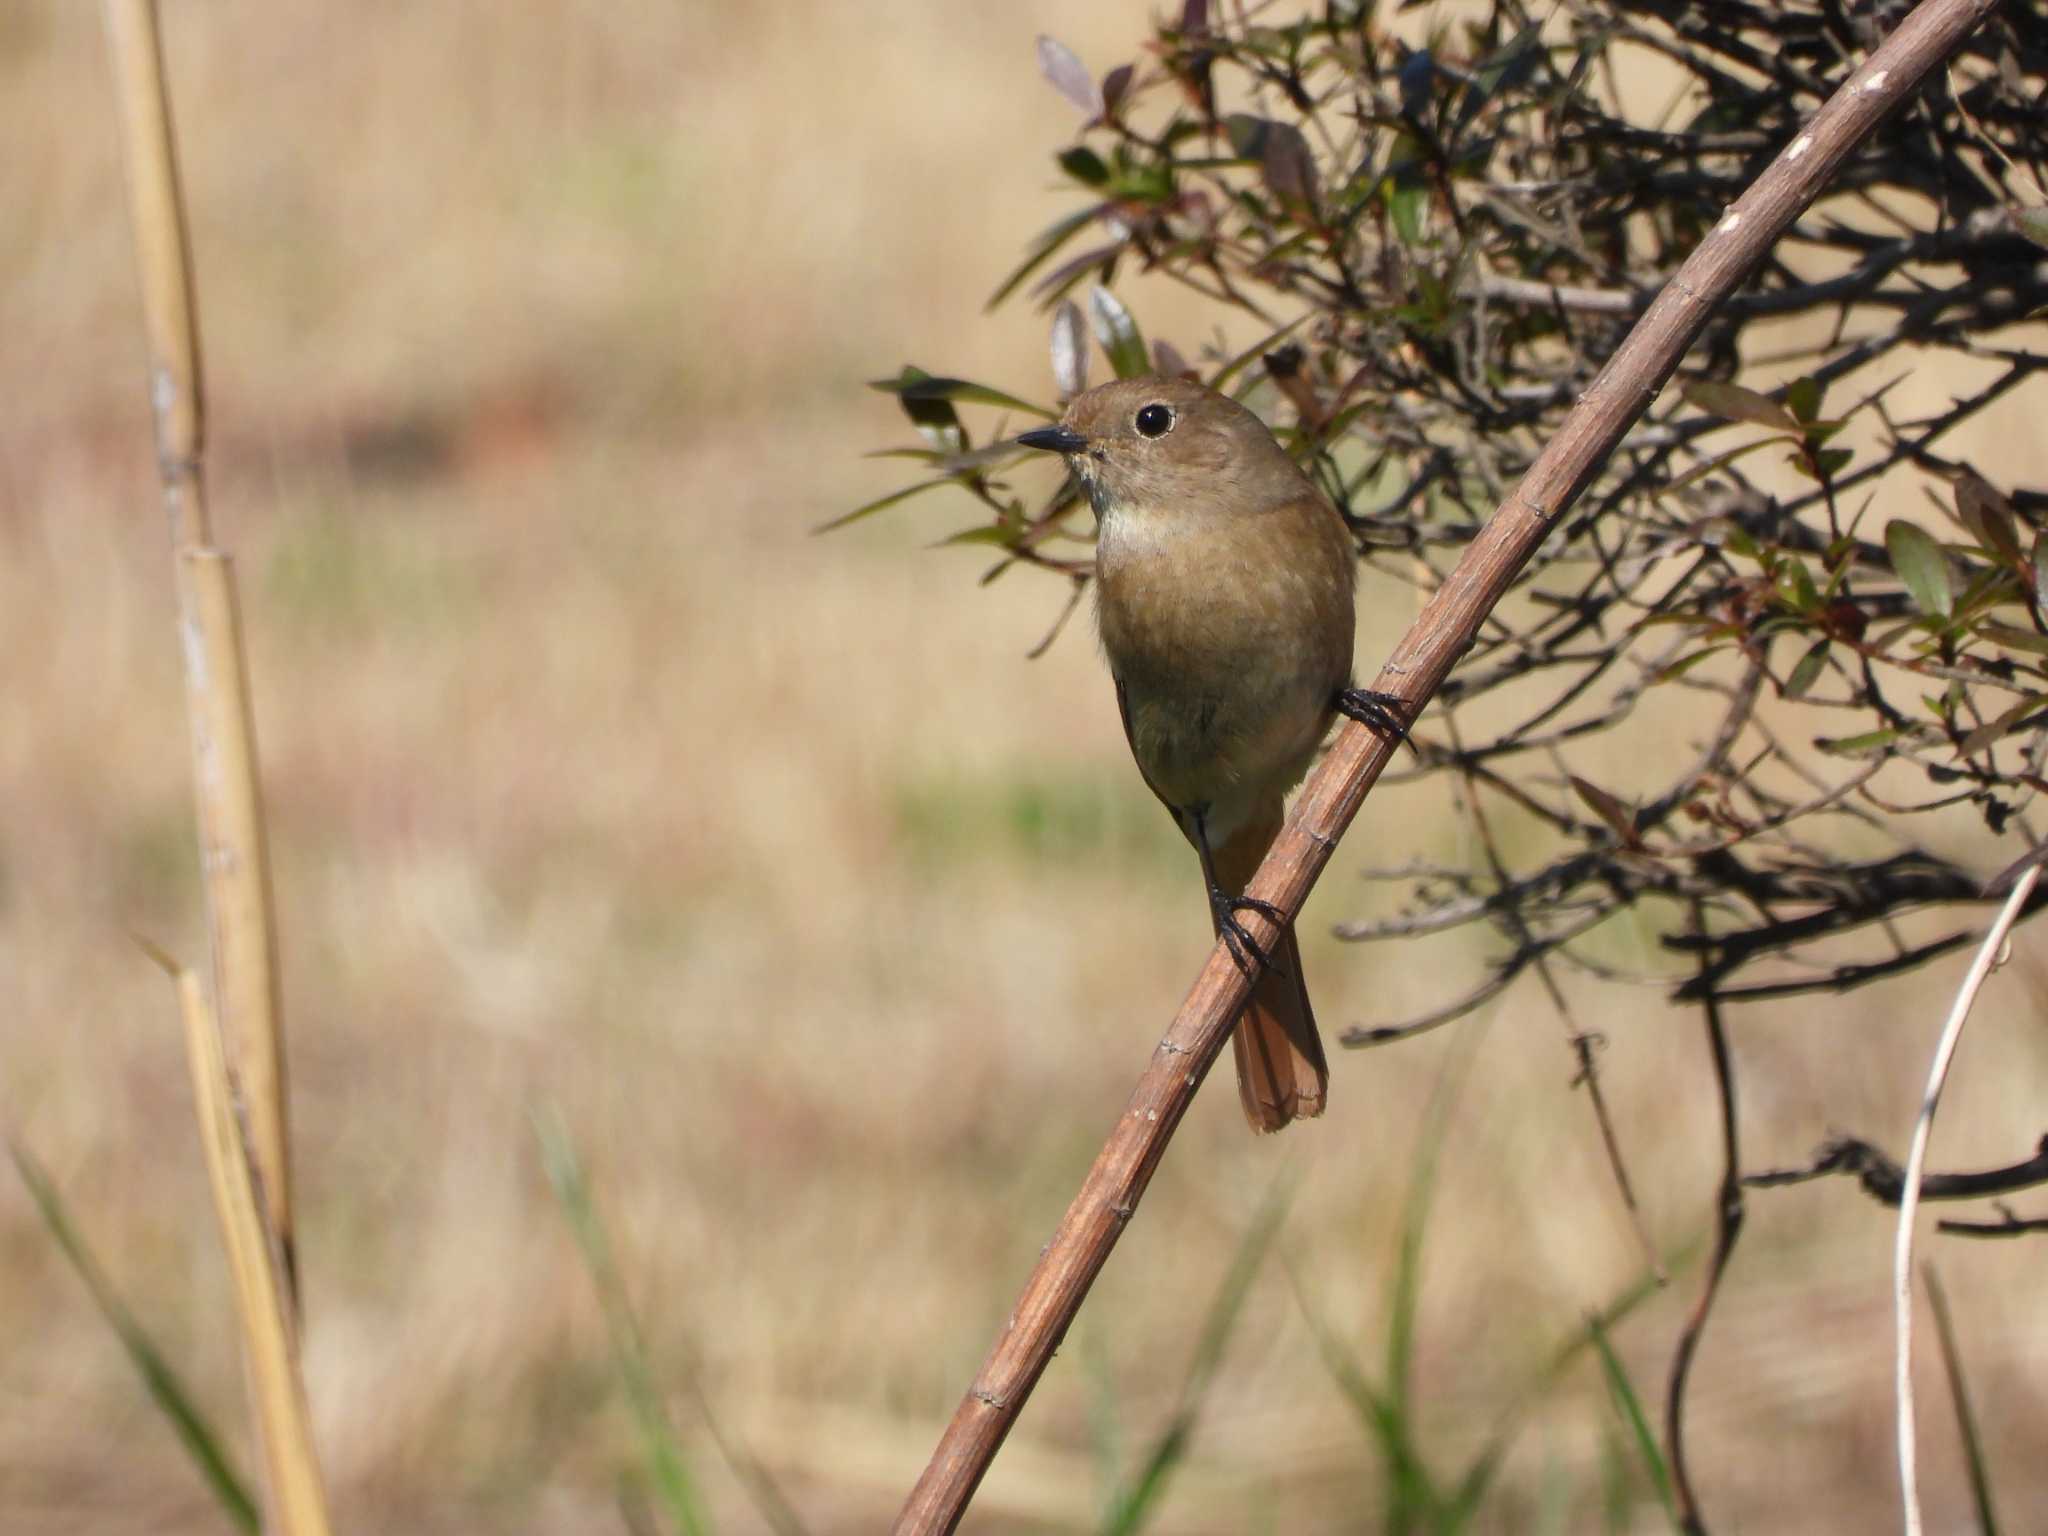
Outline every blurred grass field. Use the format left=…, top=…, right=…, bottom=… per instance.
left=4, top=2, right=2048, bottom=1532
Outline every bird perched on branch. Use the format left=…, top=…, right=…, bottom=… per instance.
left=1019, top=377, right=1404, bottom=1131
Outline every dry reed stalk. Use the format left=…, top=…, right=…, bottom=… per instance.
left=893, top=0, right=2005, bottom=1528
left=102, top=0, right=294, bottom=1272
left=103, top=0, right=330, bottom=1525
left=156, top=953, right=335, bottom=1536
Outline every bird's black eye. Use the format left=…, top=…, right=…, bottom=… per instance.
left=1134, top=403, right=1175, bottom=439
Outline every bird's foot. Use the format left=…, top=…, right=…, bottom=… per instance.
left=1336, top=687, right=1417, bottom=754
left=1209, top=888, right=1289, bottom=980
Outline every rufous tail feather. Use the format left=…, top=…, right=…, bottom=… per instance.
left=1212, top=803, right=1328, bottom=1133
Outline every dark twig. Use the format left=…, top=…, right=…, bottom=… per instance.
left=1745, top=1132, right=2048, bottom=1205
left=1665, top=905, right=1747, bottom=1536
left=1939, top=1202, right=2048, bottom=1237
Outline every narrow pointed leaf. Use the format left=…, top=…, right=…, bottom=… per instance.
left=987, top=203, right=1108, bottom=310
left=1684, top=379, right=1797, bottom=431
left=1816, top=727, right=1903, bottom=755
left=1886, top=520, right=1954, bottom=619
left=1783, top=638, right=1831, bottom=700
left=1088, top=286, right=1151, bottom=379
left=1587, top=1315, right=1676, bottom=1520
left=1953, top=469, right=2021, bottom=565
left=10, top=1139, right=260, bottom=1532
left=1050, top=300, right=1088, bottom=399
left=867, top=373, right=1055, bottom=419
left=815, top=476, right=971, bottom=534
left=1570, top=776, right=1639, bottom=845
left=1959, top=692, right=2048, bottom=756
left=1036, top=35, right=1102, bottom=117
left=1100, top=63, right=1134, bottom=119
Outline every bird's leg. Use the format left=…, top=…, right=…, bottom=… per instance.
left=1335, top=686, right=1416, bottom=754
left=1189, top=806, right=1288, bottom=981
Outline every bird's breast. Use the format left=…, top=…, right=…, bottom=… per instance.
left=1093, top=497, right=1355, bottom=815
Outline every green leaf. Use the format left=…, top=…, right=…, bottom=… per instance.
left=10, top=1139, right=260, bottom=1533
left=2015, top=206, right=2048, bottom=250
left=1088, top=286, right=1151, bottom=379
left=1388, top=181, right=1427, bottom=244
left=987, top=203, right=1107, bottom=310
left=1816, top=727, right=1903, bottom=756
left=1976, top=621, right=2048, bottom=657
left=1959, top=692, right=2048, bottom=756
left=1453, top=21, right=1545, bottom=132
left=1684, top=379, right=1796, bottom=431
left=1783, top=638, right=1830, bottom=700
left=933, top=523, right=1020, bottom=548
left=867, top=372, right=1054, bottom=419
left=1786, top=375, right=1823, bottom=424
left=1775, top=559, right=1821, bottom=613
left=816, top=475, right=978, bottom=534
left=1952, top=470, right=2022, bottom=565
left=1057, top=145, right=1110, bottom=187
left=1653, top=645, right=1732, bottom=683
left=876, top=364, right=969, bottom=457
left=1800, top=446, right=1853, bottom=480
left=1886, top=520, right=1954, bottom=619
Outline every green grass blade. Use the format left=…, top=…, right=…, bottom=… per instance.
left=1100, top=1170, right=1296, bottom=1535
left=1924, top=1263, right=2002, bottom=1536
left=1290, top=1270, right=1443, bottom=1528
left=8, top=1136, right=259, bottom=1534
left=1586, top=1313, right=1676, bottom=1528
left=537, top=1112, right=713, bottom=1536
left=1446, top=1260, right=1672, bottom=1521
left=1080, top=1327, right=1129, bottom=1524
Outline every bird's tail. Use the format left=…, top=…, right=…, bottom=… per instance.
left=1212, top=803, right=1328, bottom=1133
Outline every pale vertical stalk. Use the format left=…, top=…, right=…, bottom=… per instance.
left=172, top=963, right=334, bottom=1536
left=103, top=0, right=293, bottom=1275
left=1893, top=863, right=2039, bottom=1536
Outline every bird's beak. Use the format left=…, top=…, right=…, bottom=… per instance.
left=1016, top=424, right=1089, bottom=455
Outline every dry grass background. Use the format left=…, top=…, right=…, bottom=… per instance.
left=3, top=2, right=2046, bottom=1532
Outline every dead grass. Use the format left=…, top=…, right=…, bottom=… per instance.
left=4, top=2, right=2048, bottom=1532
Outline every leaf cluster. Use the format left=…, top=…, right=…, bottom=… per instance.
left=851, top=0, right=2048, bottom=1024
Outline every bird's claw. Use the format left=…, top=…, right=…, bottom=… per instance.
left=1337, top=687, right=1417, bottom=755
left=1210, top=890, right=1289, bottom=980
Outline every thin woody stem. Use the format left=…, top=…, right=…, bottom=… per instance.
left=893, top=3, right=2006, bottom=1529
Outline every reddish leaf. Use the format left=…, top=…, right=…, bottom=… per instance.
left=1101, top=64, right=1134, bottom=119
left=1570, top=776, right=1640, bottom=846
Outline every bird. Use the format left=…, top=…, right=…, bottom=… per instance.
left=1018, top=376, right=1403, bottom=1132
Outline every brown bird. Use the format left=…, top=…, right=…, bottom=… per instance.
left=1019, top=377, right=1403, bottom=1132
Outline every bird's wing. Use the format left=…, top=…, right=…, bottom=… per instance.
left=1114, top=674, right=1188, bottom=833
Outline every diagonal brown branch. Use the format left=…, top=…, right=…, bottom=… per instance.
left=893, top=3, right=2004, bottom=1528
